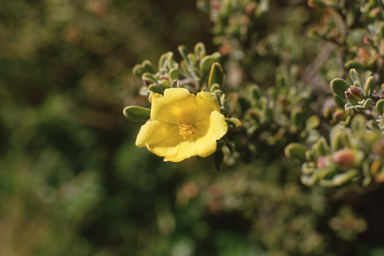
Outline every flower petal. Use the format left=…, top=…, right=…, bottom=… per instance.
left=195, top=91, right=221, bottom=123
left=164, top=137, right=195, bottom=162
left=151, top=88, right=198, bottom=124
left=193, top=110, right=228, bottom=157
left=164, top=110, right=228, bottom=162
left=136, top=120, right=181, bottom=156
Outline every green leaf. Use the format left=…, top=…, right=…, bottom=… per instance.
left=366, top=120, right=381, bottom=132
left=302, top=162, right=316, bottom=175
left=351, top=114, right=366, bottom=131
left=142, top=60, right=156, bottom=73
left=199, top=56, right=215, bottom=73
left=379, top=22, right=384, bottom=39
left=305, top=150, right=315, bottom=162
left=344, top=103, right=354, bottom=111
left=285, top=143, right=307, bottom=163
left=376, top=99, right=384, bottom=114
left=306, top=115, right=320, bottom=130
left=210, top=83, right=221, bottom=92
left=312, top=137, right=330, bottom=157
left=334, top=94, right=345, bottom=109
left=170, top=80, right=180, bottom=88
left=187, top=53, right=196, bottom=66
left=180, top=60, right=193, bottom=77
left=276, top=71, right=289, bottom=91
left=362, top=98, right=373, bottom=109
left=349, top=68, right=361, bottom=88
left=169, top=67, right=179, bottom=81
left=194, top=42, right=206, bottom=58
left=333, top=169, right=360, bottom=186
left=123, top=106, right=151, bottom=122
left=330, top=130, right=343, bottom=152
left=142, top=73, right=157, bottom=84
left=249, top=85, right=260, bottom=100
left=158, top=53, right=168, bottom=69
left=178, top=45, right=190, bottom=65
left=290, top=107, right=303, bottom=127
left=344, top=60, right=366, bottom=70
left=226, top=118, right=242, bottom=131
left=159, top=79, right=170, bottom=88
left=330, top=78, right=350, bottom=99
left=208, top=62, right=224, bottom=91
left=211, top=52, right=221, bottom=62
left=167, top=52, right=175, bottom=69
left=148, top=84, right=164, bottom=94
left=132, top=64, right=145, bottom=79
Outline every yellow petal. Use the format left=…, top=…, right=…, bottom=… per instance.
left=136, top=120, right=181, bottom=156
left=151, top=88, right=198, bottom=124
left=164, top=137, right=195, bottom=162
left=193, top=110, right=228, bottom=157
left=164, top=110, right=228, bottom=162
left=195, top=91, right=221, bottom=123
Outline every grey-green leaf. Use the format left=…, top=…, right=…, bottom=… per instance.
left=200, top=56, right=215, bottom=73
left=349, top=68, right=361, bottom=88
left=208, top=62, right=224, bottom=91
left=142, top=60, right=157, bottom=73
left=376, top=99, right=384, bottom=114
left=123, top=106, right=151, bottom=122
left=330, top=78, right=350, bottom=99
left=285, top=143, right=307, bottom=163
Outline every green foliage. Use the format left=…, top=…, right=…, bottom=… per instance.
left=4, top=0, right=384, bottom=256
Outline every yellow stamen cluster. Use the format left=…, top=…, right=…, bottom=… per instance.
left=178, top=123, right=195, bottom=139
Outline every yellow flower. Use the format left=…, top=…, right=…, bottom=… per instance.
left=136, top=88, right=228, bottom=162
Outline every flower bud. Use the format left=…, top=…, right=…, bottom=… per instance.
left=332, top=149, right=360, bottom=171
left=316, top=156, right=329, bottom=169
left=357, top=47, right=371, bottom=64
left=373, top=138, right=384, bottom=157
left=345, top=87, right=365, bottom=105
left=332, top=109, right=347, bottom=122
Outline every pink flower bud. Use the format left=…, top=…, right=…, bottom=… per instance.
left=358, top=47, right=371, bottom=64
left=316, top=156, right=328, bottom=169
left=332, top=149, right=357, bottom=170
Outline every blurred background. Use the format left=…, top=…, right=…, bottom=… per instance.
left=1, top=0, right=384, bottom=255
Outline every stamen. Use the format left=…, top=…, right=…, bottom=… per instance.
left=178, top=123, right=195, bottom=139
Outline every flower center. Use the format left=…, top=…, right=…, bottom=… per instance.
left=178, top=123, right=195, bottom=139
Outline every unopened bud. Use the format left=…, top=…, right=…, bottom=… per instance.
left=245, top=2, right=257, bottom=15
left=357, top=47, right=371, bottom=64
left=316, top=156, right=329, bottom=169
left=363, top=36, right=371, bottom=45
left=332, top=109, right=347, bottom=122
left=345, top=87, right=365, bottom=105
left=373, top=139, right=384, bottom=157
left=332, top=149, right=359, bottom=170
left=369, top=7, right=382, bottom=19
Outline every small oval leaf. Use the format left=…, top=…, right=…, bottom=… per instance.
left=285, top=143, right=307, bottom=163
left=330, top=78, right=350, bottom=99
left=123, top=106, right=151, bottom=122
